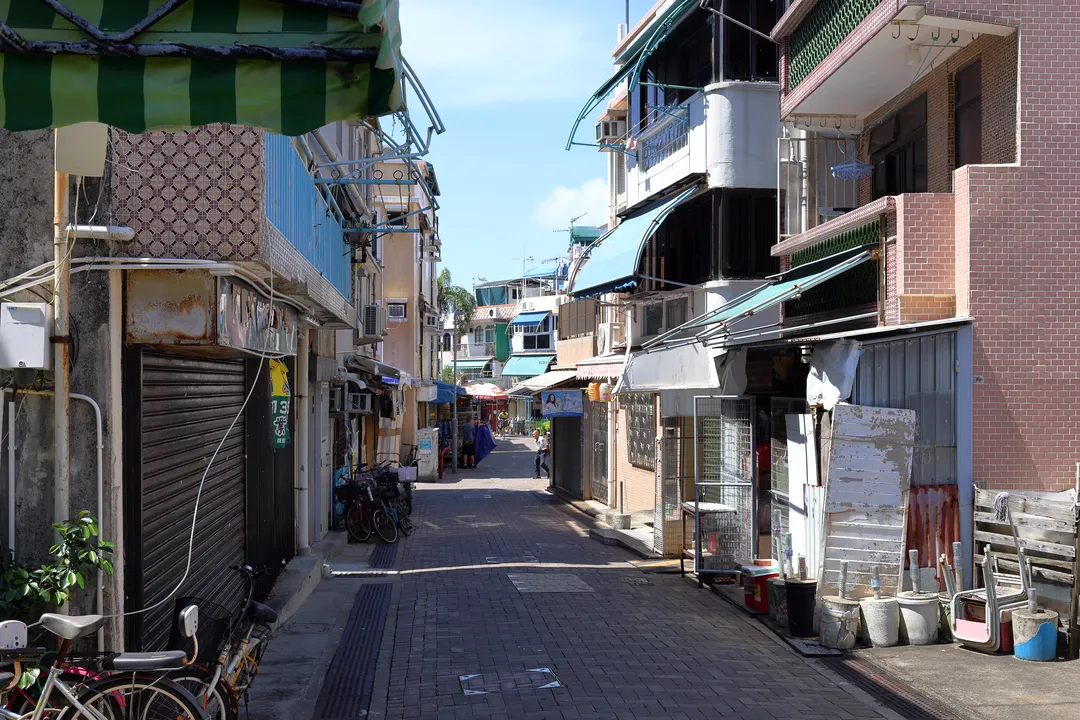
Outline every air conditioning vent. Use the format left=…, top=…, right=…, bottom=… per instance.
left=595, top=119, right=626, bottom=144
left=346, top=392, right=374, bottom=415
left=363, top=304, right=379, bottom=336
left=388, top=302, right=407, bottom=320
left=597, top=322, right=625, bottom=355
left=329, top=386, right=344, bottom=413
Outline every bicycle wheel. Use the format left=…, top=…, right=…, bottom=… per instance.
left=404, top=483, right=413, bottom=515
left=63, top=672, right=206, bottom=720
left=344, top=502, right=373, bottom=542
left=372, top=507, right=398, bottom=544
left=170, top=665, right=237, bottom=720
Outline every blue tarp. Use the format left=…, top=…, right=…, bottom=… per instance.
left=475, top=286, right=508, bottom=307
left=474, top=424, right=496, bottom=465
left=569, top=186, right=698, bottom=297
left=434, top=380, right=466, bottom=404
left=511, top=311, right=550, bottom=327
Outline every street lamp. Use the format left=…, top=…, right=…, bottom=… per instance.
left=451, top=314, right=459, bottom=475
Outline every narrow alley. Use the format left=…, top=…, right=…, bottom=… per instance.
left=253, top=438, right=907, bottom=720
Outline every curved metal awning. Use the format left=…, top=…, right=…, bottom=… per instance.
left=564, top=0, right=698, bottom=151
left=568, top=185, right=698, bottom=298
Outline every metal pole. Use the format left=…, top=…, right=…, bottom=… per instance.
left=53, top=155, right=71, bottom=541
left=296, top=330, right=310, bottom=554
left=451, top=320, right=458, bottom=475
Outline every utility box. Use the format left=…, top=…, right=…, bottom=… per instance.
left=416, top=427, right=438, bottom=481
left=0, top=303, right=53, bottom=370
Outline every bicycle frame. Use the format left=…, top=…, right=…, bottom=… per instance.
left=8, top=666, right=109, bottom=720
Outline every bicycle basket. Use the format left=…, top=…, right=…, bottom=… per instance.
left=334, top=482, right=363, bottom=503
left=170, top=596, right=233, bottom=663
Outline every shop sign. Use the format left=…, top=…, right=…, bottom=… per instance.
left=217, top=275, right=298, bottom=356
left=269, top=359, right=292, bottom=448
left=541, top=390, right=583, bottom=418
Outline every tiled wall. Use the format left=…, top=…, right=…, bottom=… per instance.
left=615, top=396, right=658, bottom=514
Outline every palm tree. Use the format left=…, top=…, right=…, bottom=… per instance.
left=437, top=269, right=476, bottom=339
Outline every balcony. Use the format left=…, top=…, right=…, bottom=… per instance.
left=622, top=82, right=779, bottom=211
left=772, top=191, right=959, bottom=330
left=774, top=2, right=1016, bottom=122
left=461, top=341, right=496, bottom=358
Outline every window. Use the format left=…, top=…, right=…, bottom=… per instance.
left=721, top=189, right=779, bottom=278
left=722, top=0, right=779, bottom=82
left=955, top=61, right=982, bottom=169
left=631, top=8, right=713, bottom=131
left=666, top=297, right=688, bottom=329
left=484, top=327, right=495, bottom=344
left=386, top=210, right=408, bottom=228
left=643, top=304, right=664, bottom=337
left=442, top=333, right=451, bottom=351
left=625, top=393, right=657, bottom=469
left=870, top=94, right=928, bottom=199
left=642, top=189, right=715, bottom=289
left=473, top=328, right=483, bottom=344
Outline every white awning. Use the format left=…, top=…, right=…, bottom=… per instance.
left=616, top=342, right=721, bottom=393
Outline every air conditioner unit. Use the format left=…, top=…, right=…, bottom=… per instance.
left=595, top=119, right=627, bottom=144
left=346, top=392, right=374, bottom=415
left=597, top=322, right=625, bottom=355
left=387, top=301, right=407, bottom=321
left=329, top=386, right=345, bottom=413
left=521, top=300, right=533, bottom=311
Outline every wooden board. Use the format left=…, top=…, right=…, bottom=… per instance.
left=817, top=403, right=916, bottom=600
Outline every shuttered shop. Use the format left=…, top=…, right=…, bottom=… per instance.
left=126, top=353, right=247, bottom=650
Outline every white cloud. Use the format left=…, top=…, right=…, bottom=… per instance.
left=531, top=178, right=608, bottom=230
left=399, top=0, right=610, bottom=107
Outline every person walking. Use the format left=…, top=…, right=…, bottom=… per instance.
left=498, top=409, right=509, bottom=438
left=461, top=417, right=476, bottom=468
left=533, top=429, right=549, bottom=480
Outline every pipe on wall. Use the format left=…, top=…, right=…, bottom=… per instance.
left=296, top=329, right=311, bottom=554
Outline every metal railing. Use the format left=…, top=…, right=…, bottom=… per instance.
left=778, top=135, right=861, bottom=241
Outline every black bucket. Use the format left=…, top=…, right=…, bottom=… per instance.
left=785, top=578, right=818, bottom=637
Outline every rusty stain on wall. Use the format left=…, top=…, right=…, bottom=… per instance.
left=906, top=485, right=961, bottom=591
left=126, top=270, right=215, bottom=344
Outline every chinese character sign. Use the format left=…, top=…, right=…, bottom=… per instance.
left=540, top=390, right=583, bottom=418
left=269, top=359, right=292, bottom=449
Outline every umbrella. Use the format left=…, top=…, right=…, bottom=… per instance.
left=465, top=382, right=507, bottom=400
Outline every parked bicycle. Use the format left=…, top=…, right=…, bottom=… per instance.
left=169, top=564, right=277, bottom=720
left=0, top=605, right=205, bottom=720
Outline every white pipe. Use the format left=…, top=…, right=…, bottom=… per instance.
left=296, top=330, right=311, bottom=554
left=63, top=225, right=135, bottom=242
left=6, top=393, right=13, bottom=556
left=14, top=390, right=103, bottom=647
left=107, top=268, right=123, bottom=651
left=53, top=165, right=71, bottom=560
left=310, top=128, right=373, bottom=220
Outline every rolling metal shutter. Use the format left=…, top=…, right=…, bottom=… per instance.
left=552, top=416, right=583, bottom=498
left=134, top=354, right=247, bottom=650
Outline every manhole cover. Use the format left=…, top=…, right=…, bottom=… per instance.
left=459, top=668, right=562, bottom=695
left=486, top=555, right=538, bottom=564
left=507, top=573, right=594, bottom=593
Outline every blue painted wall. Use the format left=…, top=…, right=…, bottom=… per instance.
left=264, top=133, right=351, bottom=298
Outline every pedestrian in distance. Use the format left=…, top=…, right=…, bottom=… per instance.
left=533, top=429, right=549, bottom=479
left=461, top=417, right=476, bottom=468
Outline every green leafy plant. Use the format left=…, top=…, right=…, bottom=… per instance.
left=0, top=511, right=114, bottom=623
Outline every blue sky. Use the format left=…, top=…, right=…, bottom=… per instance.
left=399, top=0, right=657, bottom=292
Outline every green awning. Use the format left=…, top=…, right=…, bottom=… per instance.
left=0, top=0, right=403, bottom=135
left=565, top=0, right=697, bottom=150
left=450, top=358, right=491, bottom=372
left=568, top=186, right=698, bottom=297
left=501, top=354, right=555, bottom=378
left=645, top=245, right=879, bottom=349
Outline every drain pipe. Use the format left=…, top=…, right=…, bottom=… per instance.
left=5, top=391, right=13, bottom=555
left=52, top=161, right=71, bottom=548
left=63, top=225, right=135, bottom=242
left=310, top=128, right=373, bottom=220
left=296, top=330, right=311, bottom=555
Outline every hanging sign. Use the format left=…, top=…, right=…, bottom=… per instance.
left=269, top=359, right=292, bottom=448
left=541, top=390, right=584, bottom=418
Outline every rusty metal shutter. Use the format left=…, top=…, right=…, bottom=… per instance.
left=128, top=353, right=247, bottom=650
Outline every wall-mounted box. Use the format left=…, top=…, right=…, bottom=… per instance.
left=0, top=303, right=53, bottom=370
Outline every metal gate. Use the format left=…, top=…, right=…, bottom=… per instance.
left=691, top=396, right=754, bottom=576
left=769, top=397, right=806, bottom=571
left=125, top=352, right=247, bottom=650
left=552, top=416, right=583, bottom=498
left=654, top=422, right=692, bottom=556
left=590, top=404, right=609, bottom=505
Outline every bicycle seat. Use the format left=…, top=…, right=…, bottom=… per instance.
left=249, top=601, right=278, bottom=624
left=101, top=650, right=188, bottom=671
left=40, top=614, right=105, bottom=641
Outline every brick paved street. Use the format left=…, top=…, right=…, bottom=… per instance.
left=359, top=437, right=898, bottom=720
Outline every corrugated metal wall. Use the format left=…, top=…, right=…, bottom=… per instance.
left=264, top=133, right=351, bottom=298
left=853, top=331, right=957, bottom=487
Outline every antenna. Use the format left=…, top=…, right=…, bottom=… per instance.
left=552, top=212, right=588, bottom=234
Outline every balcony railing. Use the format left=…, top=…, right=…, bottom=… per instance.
left=639, top=109, right=691, bottom=172
left=788, top=0, right=881, bottom=91
left=779, top=135, right=860, bottom=241
left=461, top=341, right=495, bottom=357
left=784, top=218, right=880, bottom=323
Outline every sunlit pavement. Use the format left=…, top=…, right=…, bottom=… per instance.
left=355, top=436, right=897, bottom=720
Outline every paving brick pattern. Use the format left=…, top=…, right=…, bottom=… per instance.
left=368, top=438, right=892, bottom=719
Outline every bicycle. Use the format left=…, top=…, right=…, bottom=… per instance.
left=0, top=605, right=205, bottom=720
left=169, top=565, right=277, bottom=720
left=336, top=474, right=376, bottom=543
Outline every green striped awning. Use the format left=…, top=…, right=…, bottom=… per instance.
left=0, top=0, right=403, bottom=135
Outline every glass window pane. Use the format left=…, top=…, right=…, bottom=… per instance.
left=644, top=304, right=664, bottom=336
left=666, top=298, right=689, bottom=329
